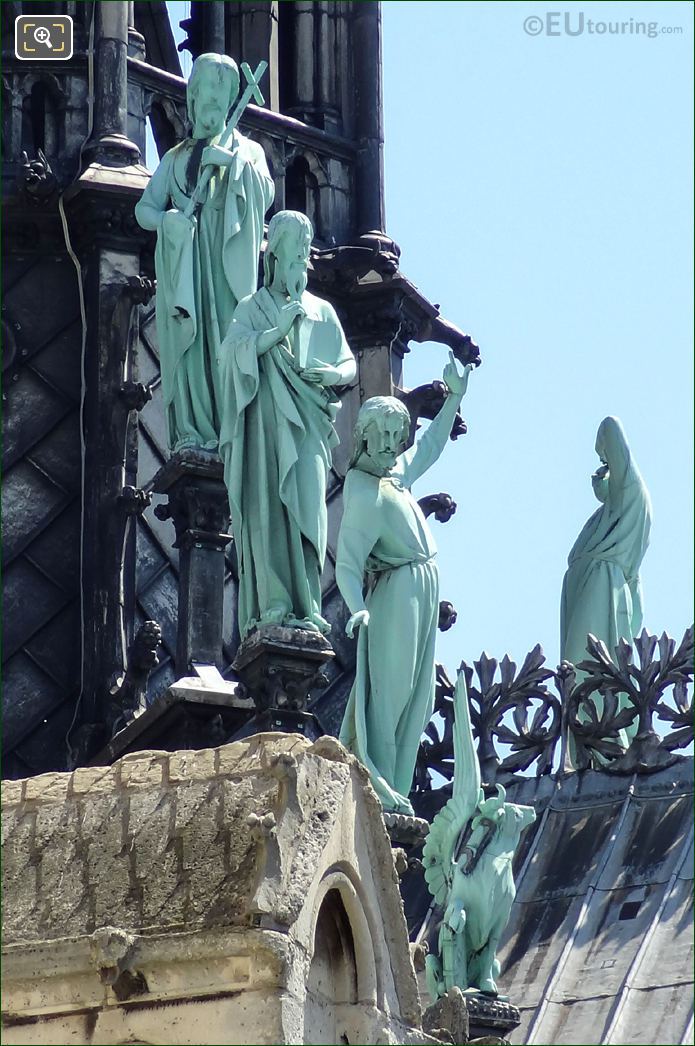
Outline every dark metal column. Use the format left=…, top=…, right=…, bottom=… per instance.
left=64, top=1, right=151, bottom=764
left=84, top=0, right=140, bottom=166
left=225, top=1, right=279, bottom=111
left=127, top=0, right=146, bottom=60
left=152, top=453, right=233, bottom=676
left=353, top=0, right=385, bottom=234
left=183, top=0, right=226, bottom=57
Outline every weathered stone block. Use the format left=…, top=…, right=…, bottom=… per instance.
left=33, top=802, right=86, bottom=937
left=83, top=793, right=137, bottom=931
left=24, top=773, right=70, bottom=805
left=2, top=733, right=432, bottom=1044
left=167, top=746, right=217, bottom=783
left=118, top=751, right=166, bottom=789
left=216, top=737, right=253, bottom=776
left=0, top=779, right=24, bottom=807
left=69, top=765, right=115, bottom=796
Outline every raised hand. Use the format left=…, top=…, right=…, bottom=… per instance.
left=442, top=350, right=473, bottom=398
left=276, top=300, right=305, bottom=338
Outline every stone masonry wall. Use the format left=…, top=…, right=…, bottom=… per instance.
left=2, top=732, right=429, bottom=1045
left=2, top=741, right=287, bottom=944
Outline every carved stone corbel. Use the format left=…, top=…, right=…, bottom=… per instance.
left=90, top=926, right=148, bottom=1002
left=396, top=382, right=467, bottom=448
left=438, top=601, right=458, bottom=633
left=17, top=149, right=57, bottom=203
left=418, top=492, right=458, bottom=523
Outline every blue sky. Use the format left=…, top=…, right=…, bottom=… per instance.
left=381, top=1, right=693, bottom=675
left=163, top=1, right=693, bottom=678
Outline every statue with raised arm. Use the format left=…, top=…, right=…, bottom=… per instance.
left=219, top=210, right=356, bottom=637
left=337, top=353, right=473, bottom=815
left=135, top=54, right=274, bottom=453
left=423, top=669, right=536, bottom=997
left=561, top=416, right=652, bottom=682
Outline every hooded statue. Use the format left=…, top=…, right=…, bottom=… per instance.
left=561, top=416, right=652, bottom=673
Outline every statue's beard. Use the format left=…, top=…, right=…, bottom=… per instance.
left=197, top=106, right=224, bottom=135
left=289, top=271, right=308, bottom=300
left=278, top=269, right=307, bottom=300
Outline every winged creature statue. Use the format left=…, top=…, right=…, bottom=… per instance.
left=422, top=668, right=537, bottom=997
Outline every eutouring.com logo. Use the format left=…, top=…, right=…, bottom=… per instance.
left=523, top=12, right=684, bottom=38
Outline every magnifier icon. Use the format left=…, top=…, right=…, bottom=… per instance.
left=33, top=25, right=53, bottom=48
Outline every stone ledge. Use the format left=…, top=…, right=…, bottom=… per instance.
left=2, top=925, right=291, bottom=1017
left=0, top=733, right=403, bottom=950
left=2, top=732, right=429, bottom=1045
left=1, top=735, right=321, bottom=812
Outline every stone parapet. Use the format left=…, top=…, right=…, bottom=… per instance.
left=2, top=733, right=438, bottom=1046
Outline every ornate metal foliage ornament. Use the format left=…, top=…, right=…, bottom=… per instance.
left=414, top=625, right=694, bottom=792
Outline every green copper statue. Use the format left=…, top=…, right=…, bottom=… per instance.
left=337, top=353, right=473, bottom=815
left=561, top=416, right=652, bottom=681
left=423, top=669, right=536, bottom=997
left=219, top=210, right=356, bottom=637
left=135, top=53, right=275, bottom=453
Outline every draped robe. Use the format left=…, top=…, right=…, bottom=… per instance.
left=336, top=411, right=464, bottom=815
left=219, top=286, right=356, bottom=636
left=135, top=130, right=274, bottom=451
left=561, top=416, right=651, bottom=669
left=561, top=417, right=651, bottom=754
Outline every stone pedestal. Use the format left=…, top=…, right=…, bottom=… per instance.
left=233, top=624, right=335, bottom=713
left=422, top=987, right=470, bottom=1045
left=152, top=450, right=233, bottom=676
left=463, top=993, right=520, bottom=1043
left=231, top=708, right=325, bottom=743
left=384, top=811, right=430, bottom=848
left=88, top=672, right=253, bottom=765
left=422, top=988, right=519, bottom=1045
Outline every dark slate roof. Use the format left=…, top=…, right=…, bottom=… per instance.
left=406, top=759, right=693, bottom=1044
left=496, top=761, right=693, bottom=1044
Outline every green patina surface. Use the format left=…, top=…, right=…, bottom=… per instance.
left=219, top=210, right=356, bottom=638
left=423, top=670, right=536, bottom=996
left=561, top=416, right=652, bottom=750
left=135, top=53, right=274, bottom=452
left=338, top=355, right=472, bottom=815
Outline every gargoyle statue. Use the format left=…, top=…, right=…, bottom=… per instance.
left=422, top=668, right=536, bottom=997
left=18, top=149, right=57, bottom=201
left=107, top=620, right=161, bottom=737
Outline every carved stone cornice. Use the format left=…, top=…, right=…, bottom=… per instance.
left=153, top=452, right=232, bottom=553
left=310, top=257, right=481, bottom=368
left=233, top=625, right=335, bottom=714
left=127, top=57, right=358, bottom=162
left=62, top=162, right=152, bottom=251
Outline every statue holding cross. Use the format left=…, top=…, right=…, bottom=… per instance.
left=135, top=53, right=275, bottom=454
